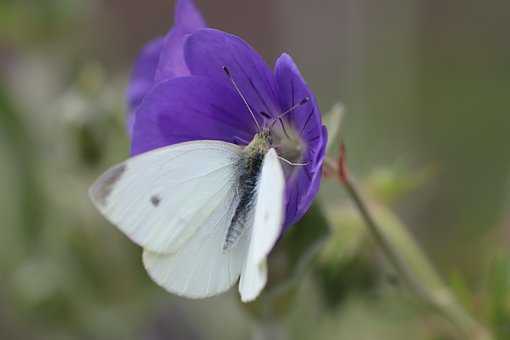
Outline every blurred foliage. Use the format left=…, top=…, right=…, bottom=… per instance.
left=0, top=84, right=44, bottom=246
left=483, top=251, right=510, bottom=339
left=316, top=207, right=376, bottom=309
left=0, top=0, right=82, bottom=46
left=365, top=163, right=437, bottom=205
left=1, top=1, right=510, bottom=340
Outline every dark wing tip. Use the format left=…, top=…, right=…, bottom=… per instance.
left=89, top=163, right=127, bottom=207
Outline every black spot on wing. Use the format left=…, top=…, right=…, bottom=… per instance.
left=91, top=163, right=126, bottom=207
left=150, top=195, right=161, bottom=207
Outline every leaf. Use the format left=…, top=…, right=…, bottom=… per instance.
left=315, top=207, right=377, bottom=308
left=365, top=164, right=437, bottom=204
left=323, top=102, right=344, bottom=154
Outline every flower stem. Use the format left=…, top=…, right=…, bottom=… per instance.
left=343, top=174, right=425, bottom=293
left=326, top=156, right=493, bottom=340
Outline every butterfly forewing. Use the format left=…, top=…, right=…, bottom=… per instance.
left=89, top=140, right=242, bottom=254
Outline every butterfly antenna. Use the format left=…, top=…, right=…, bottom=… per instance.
left=223, top=66, right=261, bottom=131
left=269, top=96, right=310, bottom=129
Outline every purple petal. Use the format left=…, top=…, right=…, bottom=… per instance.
left=155, top=0, right=206, bottom=82
left=184, top=28, right=280, bottom=129
left=274, top=53, right=327, bottom=228
left=174, top=0, right=206, bottom=30
left=126, top=37, right=164, bottom=135
left=283, top=126, right=327, bottom=229
left=131, top=76, right=257, bottom=156
left=126, top=0, right=206, bottom=136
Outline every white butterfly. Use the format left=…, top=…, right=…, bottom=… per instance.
left=89, top=130, right=285, bottom=302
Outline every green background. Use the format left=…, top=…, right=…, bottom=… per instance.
left=1, top=0, right=509, bottom=339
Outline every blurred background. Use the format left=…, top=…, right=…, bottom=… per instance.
left=1, top=0, right=509, bottom=339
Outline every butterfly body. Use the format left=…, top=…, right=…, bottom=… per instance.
left=224, top=130, right=272, bottom=251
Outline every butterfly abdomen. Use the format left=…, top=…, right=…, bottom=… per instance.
left=223, top=132, right=273, bottom=251
left=223, top=151, right=263, bottom=251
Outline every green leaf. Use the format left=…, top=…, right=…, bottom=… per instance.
left=323, top=102, right=344, bottom=154
left=315, top=207, right=377, bottom=308
left=365, top=164, right=436, bottom=204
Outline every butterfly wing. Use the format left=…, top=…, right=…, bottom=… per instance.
left=239, top=148, right=285, bottom=302
left=89, top=140, right=242, bottom=254
left=142, top=201, right=250, bottom=298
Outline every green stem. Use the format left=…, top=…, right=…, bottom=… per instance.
left=342, top=175, right=431, bottom=300
left=335, top=160, right=492, bottom=339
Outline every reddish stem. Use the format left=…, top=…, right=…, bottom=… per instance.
left=338, top=142, right=349, bottom=183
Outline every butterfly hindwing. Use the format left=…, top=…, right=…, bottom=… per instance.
left=142, top=194, right=249, bottom=298
left=239, top=148, right=285, bottom=302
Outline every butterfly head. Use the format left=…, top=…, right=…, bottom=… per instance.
left=223, top=65, right=309, bottom=171
left=243, top=125, right=306, bottom=173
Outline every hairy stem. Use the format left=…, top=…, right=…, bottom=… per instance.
left=326, top=158, right=492, bottom=340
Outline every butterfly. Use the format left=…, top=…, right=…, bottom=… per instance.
left=87, top=64, right=315, bottom=301
left=90, top=130, right=286, bottom=302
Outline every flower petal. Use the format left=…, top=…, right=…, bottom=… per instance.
left=126, top=1, right=206, bottom=136
left=155, top=0, right=206, bottom=82
left=274, top=53, right=327, bottom=228
left=131, top=76, right=256, bottom=156
left=283, top=126, right=327, bottom=228
left=126, top=37, right=164, bottom=135
left=184, top=28, right=280, bottom=128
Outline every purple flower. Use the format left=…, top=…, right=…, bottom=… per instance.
left=126, top=0, right=205, bottom=133
left=127, top=0, right=327, bottom=230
